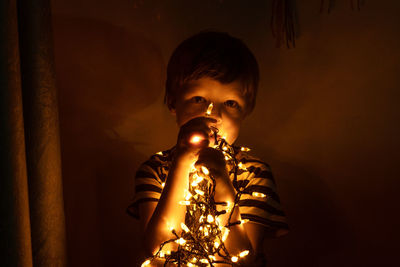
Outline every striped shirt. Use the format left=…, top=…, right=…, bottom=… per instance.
left=127, top=146, right=289, bottom=237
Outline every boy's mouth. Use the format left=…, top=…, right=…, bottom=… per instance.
left=210, top=126, right=219, bottom=134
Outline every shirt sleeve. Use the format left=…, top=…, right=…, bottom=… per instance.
left=126, top=158, right=164, bottom=219
left=237, top=159, right=289, bottom=237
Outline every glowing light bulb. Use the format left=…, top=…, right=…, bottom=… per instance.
left=238, top=162, right=247, bottom=170
left=195, top=189, right=204, bottom=196
left=241, top=147, right=251, bottom=152
left=156, top=151, right=163, bottom=155
left=231, top=256, right=238, bottom=262
left=190, top=135, right=203, bottom=144
left=192, top=173, right=204, bottom=186
left=226, top=201, right=233, bottom=212
left=252, top=192, right=267, bottom=198
left=167, top=222, right=174, bottom=232
left=181, top=222, right=190, bottom=233
left=214, top=241, right=220, bottom=248
left=239, top=250, right=250, bottom=257
left=222, top=227, right=230, bottom=242
left=190, top=163, right=197, bottom=173
left=161, top=182, right=165, bottom=188
left=184, top=190, right=192, bottom=200
left=159, top=251, right=165, bottom=257
left=141, top=259, right=151, bottom=267
left=175, top=238, right=186, bottom=245
left=204, top=228, right=209, bottom=236
left=207, top=214, right=214, bottom=223
left=222, top=146, right=228, bottom=151
left=191, top=257, right=198, bottom=262
left=201, top=166, right=209, bottom=175
left=200, top=259, right=208, bottom=263
left=206, top=103, right=213, bottom=116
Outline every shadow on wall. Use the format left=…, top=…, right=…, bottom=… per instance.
left=53, top=16, right=165, bottom=266
left=263, top=159, right=357, bottom=267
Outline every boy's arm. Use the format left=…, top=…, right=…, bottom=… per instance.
left=197, top=148, right=274, bottom=264
left=243, top=223, right=266, bottom=254
left=197, top=148, right=255, bottom=260
left=139, top=117, right=217, bottom=256
left=139, top=152, right=193, bottom=255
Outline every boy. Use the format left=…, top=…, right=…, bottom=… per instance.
left=128, top=31, right=288, bottom=266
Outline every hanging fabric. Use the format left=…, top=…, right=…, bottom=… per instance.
left=271, top=0, right=299, bottom=48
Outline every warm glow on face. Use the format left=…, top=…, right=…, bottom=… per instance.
left=173, top=77, right=247, bottom=145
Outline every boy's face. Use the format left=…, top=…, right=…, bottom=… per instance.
left=171, top=77, right=248, bottom=144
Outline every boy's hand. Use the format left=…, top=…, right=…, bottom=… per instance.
left=195, top=147, right=227, bottom=178
left=196, top=147, right=235, bottom=200
left=176, top=117, right=218, bottom=155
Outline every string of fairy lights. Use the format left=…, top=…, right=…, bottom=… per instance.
left=141, top=103, right=266, bottom=267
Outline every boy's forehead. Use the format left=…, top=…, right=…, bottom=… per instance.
left=182, top=78, right=245, bottom=97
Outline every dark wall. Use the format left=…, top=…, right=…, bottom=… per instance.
left=51, top=0, right=400, bottom=266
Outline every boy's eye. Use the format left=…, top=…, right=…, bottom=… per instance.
left=190, top=96, right=206, bottom=103
left=224, top=100, right=240, bottom=109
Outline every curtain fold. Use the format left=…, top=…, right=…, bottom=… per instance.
left=0, top=0, right=67, bottom=266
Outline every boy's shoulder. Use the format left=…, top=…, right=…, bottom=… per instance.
left=139, top=147, right=175, bottom=173
left=233, top=145, right=272, bottom=170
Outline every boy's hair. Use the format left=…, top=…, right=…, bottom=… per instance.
left=165, top=31, right=259, bottom=115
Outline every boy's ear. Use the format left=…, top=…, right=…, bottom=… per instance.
left=167, top=99, right=176, bottom=114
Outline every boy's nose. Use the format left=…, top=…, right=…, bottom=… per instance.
left=207, top=104, right=222, bottom=124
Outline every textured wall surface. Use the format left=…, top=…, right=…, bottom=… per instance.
left=51, top=0, right=400, bottom=266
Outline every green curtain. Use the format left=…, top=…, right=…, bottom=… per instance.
left=0, top=0, right=67, bottom=266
